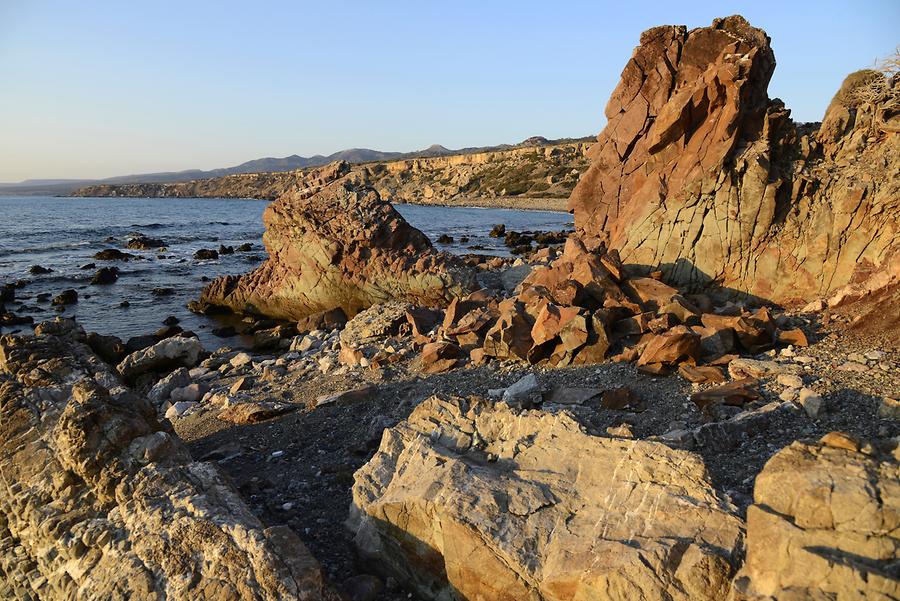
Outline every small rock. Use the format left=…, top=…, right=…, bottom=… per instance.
left=165, top=401, right=197, bottom=419
left=230, top=352, right=253, bottom=368
left=51, top=289, right=78, bottom=306
left=797, top=387, right=823, bottom=418
left=876, top=397, right=900, bottom=420
left=776, top=374, right=803, bottom=389
left=837, top=361, right=868, bottom=373
left=502, top=373, right=541, bottom=409
left=606, top=424, right=634, bottom=438
left=819, top=431, right=861, bottom=452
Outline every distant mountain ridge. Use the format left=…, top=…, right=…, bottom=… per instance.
left=1, top=135, right=592, bottom=196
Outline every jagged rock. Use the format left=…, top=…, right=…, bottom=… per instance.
left=85, top=331, right=127, bottom=365
left=196, top=162, right=476, bottom=320
left=349, top=396, right=744, bottom=601
left=637, top=325, right=701, bottom=366
left=194, top=248, right=219, bottom=260
left=218, top=401, right=295, bottom=424
left=733, top=441, right=900, bottom=599
left=0, top=320, right=330, bottom=600
left=126, top=235, right=165, bottom=249
left=51, top=288, right=78, bottom=305
left=147, top=366, right=192, bottom=404
left=91, top=266, right=119, bottom=285
left=93, top=248, right=135, bottom=261
left=568, top=15, right=899, bottom=304
left=117, top=336, right=203, bottom=380
left=690, top=378, right=761, bottom=408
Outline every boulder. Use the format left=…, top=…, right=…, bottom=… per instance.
left=93, top=248, right=135, bottom=261
left=0, top=320, right=329, bottom=600
left=568, top=15, right=900, bottom=304
left=126, top=235, right=165, bottom=249
left=349, top=396, right=744, bottom=601
left=117, top=336, right=203, bottom=380
left=51, top=289, right=78, bottom=305
left=196, top=162, right=476, bottom=320
left=734, top=440, right=900, bottom=599
left=90, top=266, right=119, bottom=285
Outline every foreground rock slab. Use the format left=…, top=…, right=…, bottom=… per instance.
left=0, top=319, right=332, bottom=600
left=349, top=396, right=744, bottom=601
left=734, top=439, right=900, bottom=600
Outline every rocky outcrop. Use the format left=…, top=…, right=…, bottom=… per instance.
left=71, top=141, right=591, bottom=206
left=349, top=396, right=745, bottom=601
left=569, top=15, right=899, bottom=304
left=194, top=162, right=477, bottom=321
left=734, top=438, right=900, bottom=599
left=0, top=319, right=332, bottom=600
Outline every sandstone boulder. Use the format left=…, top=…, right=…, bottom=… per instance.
left=733, top=440, right=900, bottom=599
left=568, top=15, right=900, bottom=304
left=117, top=335, right=203, bottom=380
left=0, top=320, right=330, bottom=600
left=196, top=162, right=476, bottom=320
left=349, top=396, right=744, bottom=601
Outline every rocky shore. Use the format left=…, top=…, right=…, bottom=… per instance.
left=70, top=141, right=590, bottom=212
left=2, top=14, right=899, bottom=601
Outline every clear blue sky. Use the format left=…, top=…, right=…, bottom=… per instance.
left=1, top=0, right=897, bottom=182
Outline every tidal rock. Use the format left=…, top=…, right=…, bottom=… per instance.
left=568, top=15, right=900, bottom=304
left=349, top=396, right=744, bottom=601
left=51, top=289, right=78, bottom=305
left=196, top=162, right=476, bottom=320
left=0, top=320, right=329, bottom=600
left=126, top=235, right=165, bottom=250
left=734, top=441, right=900, bottom=599
left=93, top=248, right=135, bottom=261
left=117, top=336, right=203, bottom=380
left=90, top=266, right=119, bottom=285
left=194, top=248, right=219, bottom=260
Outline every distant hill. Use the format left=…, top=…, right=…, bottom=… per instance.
left=0, top=136, right=593, bottom=196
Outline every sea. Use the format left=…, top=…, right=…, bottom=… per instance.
left=0, top=196, right=573, bottom=348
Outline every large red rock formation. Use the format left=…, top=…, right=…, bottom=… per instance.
left=569, top=15, right=899, bottom=304
left=196, top=162, right=476, bottom=320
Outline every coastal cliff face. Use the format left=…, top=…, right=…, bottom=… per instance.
left=195, top=162, right=477, bottom=320
left=569, top=15, right=899, bottom=305
left=72, top=141, right=591, bottom=208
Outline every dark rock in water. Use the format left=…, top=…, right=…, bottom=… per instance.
left=237, top=242, right=253, bottom=252
left=155, top=325, right=183, bottom=339
left=86, top=331, right=127, bottom=364
left=36, top=293, right=51, bottom=303
left=0, top=312, right=34, bottom=326
left=119, top=300, right=130, bottom=308
left=51, top=289, right=78, bottom=305
left=211, top=325, right=237, bottom=338
left=194, top=249, right=219, bottom=260
left=489, top=224, right=506, bottom=237
left=1, top=285, right=14, bottom=304
left=459, top=236, right=470, bottom=243
left=124, top=334, right=158, bottom=354
left=510, top=244, right=532, bottom=255
left=243, top=317, right=277, bottom=333
left=151, top=287, right=175, bottom=297
left=80, top=262, right=96, bottom=270
left=29, top=265, right=52, bottom=275
left=245, top=254, right=263, bottom=262
left=436, top=234, right=454, bottom=244
left=297, top=307, right=349, bottom=332
left=218, top=244, right=235, bottom=255
left=200, top=276, right=210, bottom=282
left=126, top=235, right=165, bottom=250
left=93, top=248, right=135, bottom=261
left=163, top=315, right=180, bottom=326
left=90, top=266, right=119, bottom=285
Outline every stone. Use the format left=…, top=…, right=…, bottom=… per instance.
left=727, top=358, right=790, bottom=379
left=165, top=400, right=198, bottom=419
left=316, top=385, right=374, bottom=407
left=776, top=373, right=804, bottom=389
left=85, top=332, right=128, bottom=365
left=117, top=336, right=203, bottom=381
left=837, top=361, right=869, bottom=372
left=677, top=364, right=726, bottom=384
left=877, top=397, right=900, bottom=420
left=405, top=306, right=442, bottom=341
left=690, top=379, right=761, bottom=408
left=417, top=341, right=460, bottom=374
left=600, top=386, right=640, bottom=410
left=530, top=303, right=582, bottom=346
left=147, top=367, right=192, bottom=404
left=734, top=441, right=899, bottom=599
left=776, top=328, right=808, bottom=347
left=501, top=373, right=541, bottom=409
left=218, top=401, right=295, bottom=424
left=797, top=387, right=823, bottom=418
left=93, top=248, right=135, bottom=261
left=51, top=289, right=78, bottom=305
left=569, top=16, right=899, bottom=305
left=230, top=376, right=251, bottom=395
left=637, top=326, right=700, bottom=366
left=349, top=396, right=744, bottom=601
left=194, top=248, right=219, bottom=260
left=622, top=277, right=679, bottom=311
left=126, top=235, right=165, bottom=249
left=230, top=352, right=253, bottom=368
left=195, top=162, right=476, bottom=320
left=296, top=307, right=348, bottom=332
left=819, top=431, right=862, bottom=452
left=542, top=386, right=602, bottom=405
left=0, top=323, right=329, bottom=600
left=170, top=382, right=209, bottom=403
left=340, top=301, right=411, bottom=346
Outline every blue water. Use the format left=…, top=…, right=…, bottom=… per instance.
left=0, top=196, right=572, bottom=346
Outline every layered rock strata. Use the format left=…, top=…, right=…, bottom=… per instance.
left=569, top=15, right=899, bottom=304
left=0, top=319, right=331, bottom=600
left=349, top=395, right=745, bottom=601
left=195, top=162, right=477, bottom=320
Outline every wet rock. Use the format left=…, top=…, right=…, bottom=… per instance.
left=93, top=248, right=136, bottom=261
left=151, top=287, right=175, bottom=297
left=734, top=441, right=899, bottom=599
left=349, top=396, right=744, bottom=601
left=29, top=264, right=52, bottom=274
left=90, top=266, right=119, bottom=285
left=194, top=248, right=219, bottom=260
left=436, top=234, right=454, bottom=244
left=85, top=332, right=127, bottom=365
left=124, top=334, right=158, bottom=354
left=51, top=289, right=78, bottom=305
left=126, top=235, right=165, bottom=249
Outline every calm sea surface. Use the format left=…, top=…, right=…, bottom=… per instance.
left=0, top=196, right=572, bottom=346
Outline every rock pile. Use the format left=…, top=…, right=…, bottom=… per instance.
left=0, top=319, right=333, bottom=600
left=568, top=15, right=899, bottom=304
left=194, top=162, right=477, bottom=321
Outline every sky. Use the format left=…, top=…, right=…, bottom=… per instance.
left=0, top=1, right=897, bottom=182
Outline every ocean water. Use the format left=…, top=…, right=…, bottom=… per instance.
left=0, top=196, right=572, bottom=347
